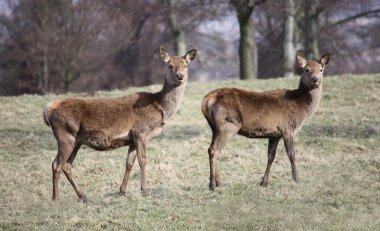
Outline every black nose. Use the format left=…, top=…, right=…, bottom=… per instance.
left=311, top=77, right=318, bottom=83
left=176, top=74, right=184, bottom=80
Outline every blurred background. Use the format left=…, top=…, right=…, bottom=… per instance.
left=0, top=0, right=378, bottom=95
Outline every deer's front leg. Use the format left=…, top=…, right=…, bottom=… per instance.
left=135, top=134, right=148, bottom=194
left=284, top=136, right=299, bottom=183
left=119, top=145, right=136, bottom=196
left=261, top=137, right=281, bottom=187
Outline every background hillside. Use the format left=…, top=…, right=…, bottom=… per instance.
left=0, top=74, right=379, bottom=230
left=0, top=0, right=379, bottom=95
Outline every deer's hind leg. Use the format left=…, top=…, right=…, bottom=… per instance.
left=119, top=145, right=137, bottom=196
left=208, top=122, right=239, bottom=190
left=62, top=143, right=88, bottom=202
left=52, top=132, right=77, bottom=201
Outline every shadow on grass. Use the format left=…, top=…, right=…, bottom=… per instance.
left=103, top=187, right=176, bottom=201
left=161, top=123, right=379, bottom=140
left=160, top=124, right=205, bottom=140
left=303, top=123, right=379, bottom=138
left=148, top=186, right=176, bottom=199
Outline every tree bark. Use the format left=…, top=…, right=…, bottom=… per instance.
left=165, top=0, right=187, bottom=56
left=64, top=72, right=70, bottom=93
left=231, top=0, right=264, bottom=80
left=238, top=15, right=257, bottom=80
left=303, top=0, right=322, bottom=59
left=42, top=51, right=49, bottom=93
left=283, top=0, right=296, bottom=77
left=37, top=48, right=49, bottom=94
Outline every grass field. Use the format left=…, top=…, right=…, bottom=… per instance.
left=0, top=74, right=379, bottom=230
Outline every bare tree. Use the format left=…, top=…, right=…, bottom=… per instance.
left=256, top=0, right=380, bottom=78
left=283, top=0, right=296, bottom=77
left=230, top=0, right=267, bottom=80
left=0, top=0, right=58, bottom=93
left=1, top=0, right=379, bottom=95
left=164, top=0, right=187, bottom=56
left=50, top=0, right=131, bottom=93
left=0, top=0, right=129, bottom=94
left=302, top=0, right=324, bottom=59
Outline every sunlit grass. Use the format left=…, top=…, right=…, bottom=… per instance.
left=0, top=74, right=379, bottom=230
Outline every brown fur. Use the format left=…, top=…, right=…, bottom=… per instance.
left=44, top=47, right=197, bottom=201
left=202, top=52, right=330, bottom=190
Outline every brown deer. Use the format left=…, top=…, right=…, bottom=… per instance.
left=202, top=52, right=330, bottom=190
left=43, top=46, right=197, bottom=201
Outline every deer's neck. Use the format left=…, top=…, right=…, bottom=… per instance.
left=296, top=79, right=323, bottom=117
left=157, top=78, right=186, bottom=122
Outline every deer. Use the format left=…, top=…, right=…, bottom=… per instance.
left=201, top=52, right=330, bottom=190
left=43, top=46, right=197, bottom=201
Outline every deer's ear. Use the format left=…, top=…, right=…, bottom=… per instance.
left=184, top=49, right=197, bottom=63
left=160, top=46, right=171, bottom=63
left=296, top=51, right=307, bottom=68
left=320, top=53, right=331, bottom=66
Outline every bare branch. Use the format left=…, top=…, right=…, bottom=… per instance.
left=327, top=8, right=380, bottom=28
left=253, top=0, right=267, bottom=8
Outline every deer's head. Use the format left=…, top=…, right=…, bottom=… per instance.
left=296, top=52, right=330, bottom=89
left=160, top=46, right=197, bottom=87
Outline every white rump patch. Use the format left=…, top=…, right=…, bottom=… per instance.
left=47, top=100, right=62, bottom=110
left=207, top=98, right=217, bottom=118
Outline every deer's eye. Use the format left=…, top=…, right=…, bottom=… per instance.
left=320, top=69, right=323, bottom=72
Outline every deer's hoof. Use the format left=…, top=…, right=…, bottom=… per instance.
left=209, top=183, right=219, bottom=191
left=141, top=188, right=149, bottom=197
left=215, top=180, right=221, bottom=188
left=80, top=196, right=90, bottom=203
left=260, top=181, right=268, bottom=187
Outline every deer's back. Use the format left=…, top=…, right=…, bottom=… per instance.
left=204, top=88, right=308, bottom=138
left=46, top=92, right=164, bottom=137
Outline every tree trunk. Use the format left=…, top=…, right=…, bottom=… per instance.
left=283, top=0, right=296, bottom=77
left=238, top=15, right=257, bottom=80
left=64, top=80, right=69, bottom=93
left=36, top=45, right=49, bottom=94
left=303, top=0, right=321, bottom=59
left=230, top=0, right=261, bottom=80
left=42, top=53, right=49, bottom=93
left=165, top=0, right=187, bottom=56
left=63, top=71, right=71, bottom=93
left=124, top=13, right=150, bottom=86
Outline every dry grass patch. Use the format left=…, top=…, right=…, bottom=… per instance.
left=0, top=74, right=379, bottom=230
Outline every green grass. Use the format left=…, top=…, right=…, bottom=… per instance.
left=0, top=74, right=379, bottom=230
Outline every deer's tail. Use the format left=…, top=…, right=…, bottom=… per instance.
left=43, top=100, right=62, bottom=127
left=201, top=92, right=218, bottom=136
